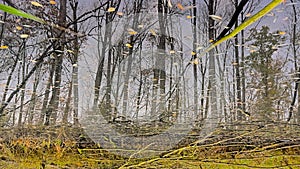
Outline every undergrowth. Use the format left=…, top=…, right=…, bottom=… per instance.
left=0, top=123, right=299, bottom=168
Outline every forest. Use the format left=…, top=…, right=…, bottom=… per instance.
left=0, top=0, right=299, bottom=168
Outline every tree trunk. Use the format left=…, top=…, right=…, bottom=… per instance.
left=122, top=0, right=142, bottom=117
left=40, top=60, right=54, bottom=124
left=153, top=0, right=167, bottom=119
left=27, top=65, right=41, bottom=124
left=63, top=81, right=72, bottom=123
left=192, top=0, right=199, bottom=119
left=241, top=14, right=246, bottom=117
left=70, top=0, right=79, bottom=126
left=18, top=40, right=26, bottom=126
left=234, top=0, right=243, bottom=121
left=45, top=0, right=67, bottom=125
left=208, top=0, right=219, bottom=127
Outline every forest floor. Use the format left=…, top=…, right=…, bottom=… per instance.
left=0, top=121, right=299, bottom=169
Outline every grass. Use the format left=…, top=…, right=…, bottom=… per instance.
left=0, top=123, right=299, bottom=168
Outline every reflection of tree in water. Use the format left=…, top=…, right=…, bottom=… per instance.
left=97, top=66, right=181, bottom=136
left=85, top=7, right=210, bottom=138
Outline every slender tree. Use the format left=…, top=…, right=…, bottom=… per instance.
left=45, top=0, right=67, bottom=125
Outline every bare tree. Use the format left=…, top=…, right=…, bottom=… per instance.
left=45, top=0, right=67, bottom=125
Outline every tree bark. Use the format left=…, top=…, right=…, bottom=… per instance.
left=208, top=0, right=219, bottom=127
left=45, top=0, right=67, bottom=125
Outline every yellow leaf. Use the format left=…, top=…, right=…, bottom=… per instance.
left=66, top=49, right=74, bottom=53
left=16, top=26, right=22, bottom=30
left=191, top=51, right=197, bottom=56
left=279, top=31, right=286, bottom=35
left=49, top=0, right=56, bottom=5
left=192, top=58, right=199, bottom=65
left=20, top=34, right=29, bottom=38
left=186, top=15, right=194, bottom=19
left=31, top=1, right=43, bottom=7
left=232, top=62, right=238, bottom=66
left=125, top=43, right=133, bottom=48
left=0, top=45, right=8, bottom=49
left=177, top=3, right=184, bottom=10
left=127, top=28, right=137, bottom=35
left=169, top=50, right=175, bottom=54
left=107, top=7, right=116, bottom=12
left=149, top=29, right=157, bottom=36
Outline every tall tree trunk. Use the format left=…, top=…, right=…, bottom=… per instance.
left=289, top=0, right=300, bottom=123
left=93, top=11, right=108, bottom=110
left=39, top=60, right=54, bottom=124
left=70, top=0, right=79, bottom=126
left=234, top=0, right=243, bottom=121
left=63, top=81, right=72, bottom=123
left=192, top=0, right=199, bottom=119
left=241, top=13, right=246, bottom=117
left=27, top=65, right=41, bottom=124
left=153, top=0, right=166, bottom=119
left=122, top=0, right=142, bottom=117
left=45, top=0, right=67, bottom=125
left=18, top=40, right=26, bottom=126
left=208, top=0, right=219, bottom=126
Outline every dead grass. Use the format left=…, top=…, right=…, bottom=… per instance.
left=0, top=122, right=299, bottom=168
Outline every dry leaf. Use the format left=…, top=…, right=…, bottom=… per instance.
left=149, top=29, right=157, bottom=36
left=196, top=46, right=203, bottom=50
left=0, top=45, right=8, bottom=49
left=232, top=62, right=238, bottom=66
left=125, top=43, right=133, bottom=48
left=30, top=59, right=37, bottom=63
left=169, top=50, right=175, bottom=54
left=192, top=58, right=199, bottom=65
left=186, top=15, right=194, bottom=19
left=191, top=51, right=196, bottom=55
left=23, top=25, right=33, bottom=28
left=49, top=0, right=56, bottom=5
left=16, top=26, right=22, bottom=30
left=20, top=34, right=29, bottom=38
left=283, top=17, right=288, bottom=21
left=127, top=28, right=137, bottom=35
left=31, top=1, right=43, bottom=7
left=66, top=49, right=74, bottom=53
left=209, top=15, right=222, bottom=22
left=279, top=31, right=286, bottom=35
left=185, top=6, right=196, bottom=10
left=177, top=3, right=184, bottom=10
left=107, top=7, right=116, bottom=12
left=117, top=12, right=123, bottom=16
